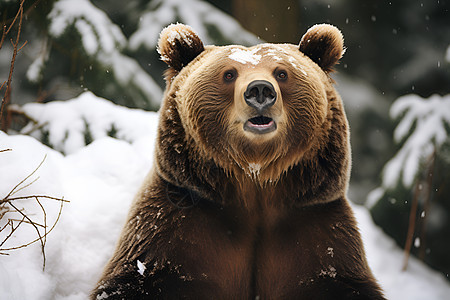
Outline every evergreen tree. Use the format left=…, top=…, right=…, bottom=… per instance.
left=371, top=94, right=450, bottom=280
left=1, top=0, right=259, bottom=112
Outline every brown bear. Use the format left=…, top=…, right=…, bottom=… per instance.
left=92, top=23, right=385, bottom=299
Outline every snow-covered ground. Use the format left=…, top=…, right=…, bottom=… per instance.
left=1, top=93, right=450, bottom=299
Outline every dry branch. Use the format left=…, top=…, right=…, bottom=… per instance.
left=402, top=148, right=436, bottom=271
left=0, top=0, right=65, bottom=270
left=402, top=178, right=421, bottom=271
left=0, top=154, right=68, bottom=269
left=1, top=0, right=27, bottom=132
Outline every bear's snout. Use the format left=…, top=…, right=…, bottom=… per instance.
left=243, top=80, right=278, bottom=134
left=244, top=80, right=277, bottom=114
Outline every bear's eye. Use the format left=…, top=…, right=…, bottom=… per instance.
left=276, top=70, right=288, bottom=81
left=224, top=70, right=236, bottom=82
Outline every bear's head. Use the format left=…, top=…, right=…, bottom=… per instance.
left=156, top=23, right=349, bottom=206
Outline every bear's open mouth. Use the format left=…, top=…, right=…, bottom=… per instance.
left=244, top=116, right=277, bottom=134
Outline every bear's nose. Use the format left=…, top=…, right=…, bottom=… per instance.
left=244, top=80, right=277, bottom=113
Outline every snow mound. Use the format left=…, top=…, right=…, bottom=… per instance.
left=0, top=134, right=154, bottom=299
left=21, top=92, right=159, bottom=155
left=354, top=205, right=450, bottom=299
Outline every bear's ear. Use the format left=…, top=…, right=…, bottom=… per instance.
left=299, top=24, right=345, bottom=72
left=158, top=23, right=205, bottom=72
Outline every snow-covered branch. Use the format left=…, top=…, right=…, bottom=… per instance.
left=129, top=0, right=260, bottom=51
left=19, top=92, right=159, bottom=154
left=382, top=94, right=450, bottom=189
left=46, top=0, right=162, bottom=107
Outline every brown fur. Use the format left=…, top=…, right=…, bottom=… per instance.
left=299, top=24, right=345, bottom=73
left=92, top=24, right=385, bottom=299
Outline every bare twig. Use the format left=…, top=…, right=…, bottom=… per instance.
left=0, top=154, right=68, bottom=269
left=0, top=4, right=22, bottom=50
left=7, top=200, right=46, bottom=264
left=0, top=199, right=64, bottom=254
left=1, top=0, right=27, bottom=132
left=1, top=0, right=43, bottom=34
left=7, top=176, right=40, bottom=198
left=0, top=81, right=6, bottom=94
left=4, top=154, right=46, bottom=200
left=0, top=0, right=27, bottom=50
left=402, top=148, right=436, bottom=271
left=1, top=195, right=69, bottom=205
left=0, top=217, right=26, bottom=250
left=402, top=180, right=420, bottom=271
left=5, top=217, right=46, bottom=228
left=36, top=197, right=47, bottom=248
left=418, top=149, right=436, bottom=260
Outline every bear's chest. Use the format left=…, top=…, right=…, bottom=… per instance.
left=147, top=200, right=351, bottom=299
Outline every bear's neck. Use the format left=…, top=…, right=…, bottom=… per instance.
left=223, top=175, right=301, bottom=212
left=157, top=143, right=349, bottom=211
left=225, top=151, right=348, bottom=210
